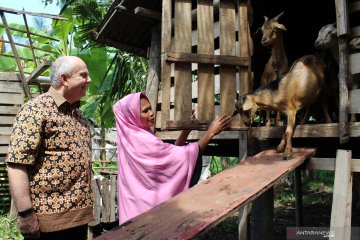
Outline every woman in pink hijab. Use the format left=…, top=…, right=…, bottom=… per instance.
left=114, top=92, right=232, bottom=224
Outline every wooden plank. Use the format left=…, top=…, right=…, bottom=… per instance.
left=306, top=157, right=360, bottom=172
left=0, top=82, right=22, bottom=93
left=110, top=175, right=117, bottom=222
left=330, top=149, right=352, bottom=239
left=155, top=122, right=360, bottom=140
left=95, top=148, right=315, bottom=240
left=335, top=0, right=350, bottom=36
left=349, top=88, right=360, bottom=113
left=219, top=0, right=237, bottom=116
left=0, top=6, right=67, bottom=20
left=238, top=1, right=252, bottom=129
left=0, top=146, right=9, bottom=154
left=145, top=26, right=161, bottom=133
left=349, top=52, right=360, bottom=74
left=0, top=157, right=5, bottom=163
left=89, top=178, right=101, bottom=226
left=165, top=52, right=249, bottom=66
left=0, top=127, right=14, bottom=136
left=0, top=106, right=20, bottom=115
left=27, top=60, right=52, bottom=84
left=161, top=0, right=172, bottom=129
left=197, top=0, right=214, bottom=121
left=134, top=7, right=161, bottom=21
left=0, top=12, right=30, bottom=98
left=102, top=178, right=111, bottom=223
left=238, top=1, right=252, bottom=95
left=0, top=135, right=10, bottom=145
left=174, top=0, right=192, bottom=122
left=0, top=72, right=20, bottom=81
left=0, top=93, right=24, bottom=105
left=0, top=116, right=15, bottom=125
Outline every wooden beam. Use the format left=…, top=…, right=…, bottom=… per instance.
left=0, top=6, right=67, bottom=20
left=161, top=0, right=172, bottom=129
left=330, top=149, right=352, bottom=240
left=22, top=14, right=37, bottom=65
left=95, top=36, right=147, bottom=57
left=27, top=60, right=52, bottom=84
left=155, top=122, right=360, bottom=141
left=305, top=157, right=360, bottom=172
left=349, top=52, right=360, bottom=74
left=0, top=24, right=60, bottom=42
left=0, top=39, right=59, bottom=55
left=134, top=7, right=161, bottom=21
left=165, top=51, right=249, bottom=66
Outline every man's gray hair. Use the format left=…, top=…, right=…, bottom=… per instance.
left=50, top=56, right=77, bottom=88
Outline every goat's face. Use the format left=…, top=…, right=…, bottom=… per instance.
left=235, top=95, right=256, bottom=127
left=261, top=13, right=287, bottom=47
left=314, top=23, right=337, bottom=50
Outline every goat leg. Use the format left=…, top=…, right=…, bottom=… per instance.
left=283, top=113, right=296, bottom=160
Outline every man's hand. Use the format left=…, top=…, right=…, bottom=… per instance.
left=17, top=212, right=40, bottom=239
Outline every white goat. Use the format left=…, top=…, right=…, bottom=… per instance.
left=315, top=23, right=360, bottom=121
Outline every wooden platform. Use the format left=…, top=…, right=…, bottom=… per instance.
left=95, top=148, right=315, bottom=240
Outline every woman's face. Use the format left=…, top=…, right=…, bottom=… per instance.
left=140, top=97, right=154, bottom=129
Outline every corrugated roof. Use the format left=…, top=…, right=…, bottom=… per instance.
left=94, top=0, right=162, bottom=57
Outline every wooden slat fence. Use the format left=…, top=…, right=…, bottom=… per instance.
left=89, top=175, right=118, bottom=226
left=159, top=0, right=252, bottom=130
left=0, top=72, right=23, bottom=210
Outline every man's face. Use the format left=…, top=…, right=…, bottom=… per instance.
left=65, top=59, right=91, bottom=103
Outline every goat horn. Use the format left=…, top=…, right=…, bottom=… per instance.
left=263, top=15, right=268, bottom=22
left=274, top=11, right=284, bottom=20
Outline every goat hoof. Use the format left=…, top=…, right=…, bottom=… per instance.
left=277, top=146, right=285, bottom=153
left=282, top=154, right=292, bottom=160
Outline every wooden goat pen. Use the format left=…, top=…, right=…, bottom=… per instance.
left=156, top=0, right=252, bottom=131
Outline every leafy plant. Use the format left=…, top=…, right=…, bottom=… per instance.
left=0, top=214, right=23, bottom=240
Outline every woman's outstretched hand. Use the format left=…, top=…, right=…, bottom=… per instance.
left=207, top=114, right=232, bottom=137
left=197, top=114, right=232, bottom=153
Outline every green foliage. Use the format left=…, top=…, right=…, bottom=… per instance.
left=0, top=214, right=23, bottom=240
left=210, top=156, right=239, bottom=175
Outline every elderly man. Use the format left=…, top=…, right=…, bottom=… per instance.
left=6, top=56, right=93, bottom=240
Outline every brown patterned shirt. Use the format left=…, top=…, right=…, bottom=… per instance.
left=6, top=87, right=93, bottom=232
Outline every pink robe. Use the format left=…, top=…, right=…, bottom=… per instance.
left=114, top=92, right=199, bottom=224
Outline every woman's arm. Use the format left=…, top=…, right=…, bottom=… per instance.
left=175, top=110, right=196, bottom=146
left=197, top=115, right=232, bottom=153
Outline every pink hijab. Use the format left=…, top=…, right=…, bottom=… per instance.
left=114, top=92, right=199, bottom=224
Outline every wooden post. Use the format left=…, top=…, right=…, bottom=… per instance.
left=197, top=0, right=215, bottom=121
left=219, top=0, right=237, bottom=116
left=238, top=130, right=248, bottom=240
left=161, top=0, right=172, bottom=129
left=146, top=25, right=161, bottom=132
left=251, top=140, right=274, bottom=240
left=174, top=0, right=192, bottom=121
left=330, top=149, right=352, bottom=240
left=294, top=167, right=303, bottom=226
left=335, top=0, right=350, bottom=144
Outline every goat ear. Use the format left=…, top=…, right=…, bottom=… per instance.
left=242, top=98, right=253, bottom=111
left=276, top=23, right=287, bottom=31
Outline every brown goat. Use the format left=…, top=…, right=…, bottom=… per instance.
left=235, top=55, right=331, bottom=159
left=260, top=11, right=289, bottom=126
